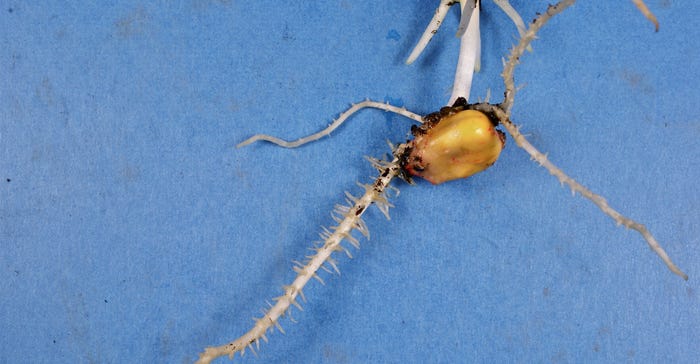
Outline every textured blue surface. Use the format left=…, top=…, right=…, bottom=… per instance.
left=2, top=1, right=699, bottom=363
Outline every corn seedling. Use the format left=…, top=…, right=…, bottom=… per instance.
left=197, top=1, right=687, bottom=362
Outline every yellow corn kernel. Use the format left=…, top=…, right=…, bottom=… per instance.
left=405, top=110, right=504, bottom=184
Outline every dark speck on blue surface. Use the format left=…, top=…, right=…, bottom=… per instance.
left=386, top=29, right=401, bottom=41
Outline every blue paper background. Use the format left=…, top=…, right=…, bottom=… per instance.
left=2, top=1, right=698, bottom=363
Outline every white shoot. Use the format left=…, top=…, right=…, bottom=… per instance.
left=405, top=0, right=481, bottom=104
left=449, top=0, right=481, bottom=104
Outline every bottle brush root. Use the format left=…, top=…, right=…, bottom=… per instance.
left=196, top=148, right=406, bottom=364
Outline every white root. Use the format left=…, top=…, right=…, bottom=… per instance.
left=236, top=100, right=423, bottom=149
left=485, top=0, right=687, bottom=279
left=472, top=102, right=688, bottom=280
left=492, top=0, right=531, bottom=51
left=196, top=148, right=407, bottom=364
left=500, top=1, right=576, bottom=114
left=405, top=0, right=454, bottom=65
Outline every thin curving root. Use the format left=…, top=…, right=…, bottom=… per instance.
left=236, top=100, right=423, bottom=149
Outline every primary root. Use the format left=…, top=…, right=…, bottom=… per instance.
left=196, top=147, right=407, bottom=364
